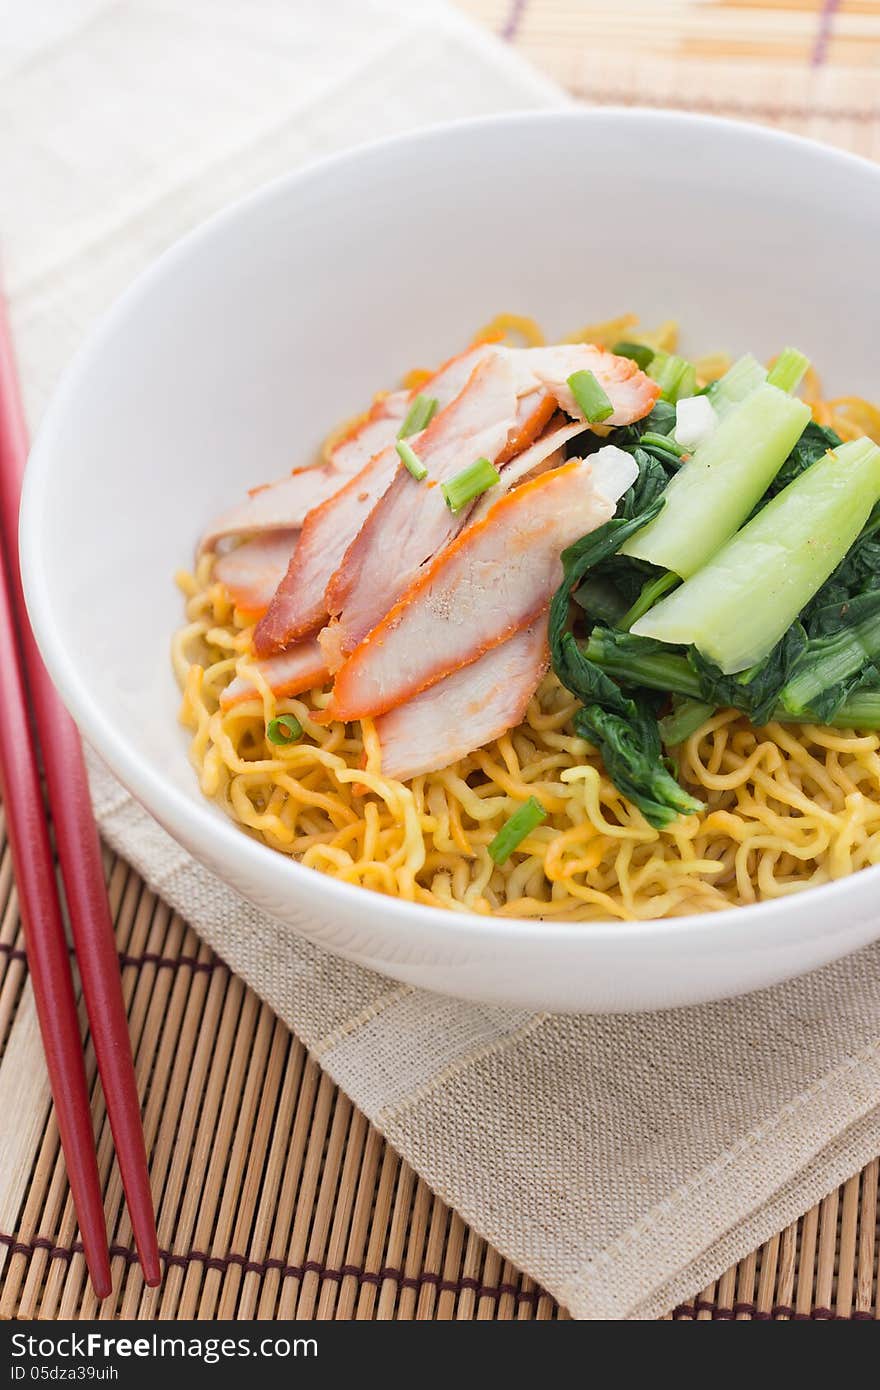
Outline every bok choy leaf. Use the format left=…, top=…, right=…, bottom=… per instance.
left=549, top=499, right=703, bottom=827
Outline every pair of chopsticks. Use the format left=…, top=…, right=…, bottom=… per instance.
left=0, top=292, right=159, bottom=1297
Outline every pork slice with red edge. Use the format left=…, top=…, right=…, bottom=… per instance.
left=374, top=622, right=549, bottom=783
left=220, top=639, right=328, bottom=709
left=214, top=529, right=299, bottom=617
left=258, top=348, right=517, bottom=658
left=320, top=351, right=519, bottom=664
left=324, top=447, right=638, bottom=723
left=197, top=388, right=409, bottom=555
left=508, top=344, right=661, bottom=427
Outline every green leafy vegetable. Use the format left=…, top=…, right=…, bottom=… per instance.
left=555, top=630, right=634, bottom=713
left=619, top=447, right=670, bottom=517
left=572, top=573, right=630, bottom=627
left=584, top=629, right=702, bottom=699
left=831, top=689, right=880, bottom=728
left=611, top=340, right=655, bottom=370
left=584, top=624, right=802, bottom=726
left=809, top=517, right=880, bottom=615
left=641, top=399, right=678, bottom=436
left=687, top=624, right=807, bottom=725
left=613, top=399, right=678, bottom=449
left=584, top=623, right=880, bottom=732
left=778, top=591, right=880, bottom=721
left=555, top=442, right=676, bottom=667
left=573, top=703, right=703, bottom=827
left=544, top=336, right=880, bottom=817
left=548, top=503, right=665, bottom=662
left=619, top=571, right=679, bottom=631
left=552, top=632, right=702, bottom=826
left=548, top=499, right=704, bottom=827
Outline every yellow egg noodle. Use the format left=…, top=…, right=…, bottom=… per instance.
left=173, top=317, right=880, bottom=922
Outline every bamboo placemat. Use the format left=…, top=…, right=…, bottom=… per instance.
left=1, top=0, right=879, bottom=1321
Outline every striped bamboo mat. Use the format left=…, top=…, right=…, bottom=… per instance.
left=1, top=0, right=879, bottom=1321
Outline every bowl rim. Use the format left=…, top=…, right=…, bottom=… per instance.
left=21, top=103, right=880, bottom=953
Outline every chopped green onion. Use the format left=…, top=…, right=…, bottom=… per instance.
left=266, top=714, right=303, bottom=746
left=619, top=570, right=679, bottom=630
left=766, top=347, right=810, bottom=395
left=441, top=456, right=500, bottom=512
left=396, top=439, right=427, bottom=481
left=612, top=340, right=655, bottom=370
left=488, top=796, right=548, bottom=865
left=398, top=394, right=439, bottom=439
left=649, top=352, right=698, bottom=404
left=567, top=369, right=614, bottom=424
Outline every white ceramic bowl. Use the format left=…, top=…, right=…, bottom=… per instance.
left=21, top=109, right=880, bottom=1012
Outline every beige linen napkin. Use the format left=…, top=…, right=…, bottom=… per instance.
left=4, top=0, right=880, bottom=1320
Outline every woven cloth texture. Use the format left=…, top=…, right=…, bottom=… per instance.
left=1, top=0, right=879, bottom=1320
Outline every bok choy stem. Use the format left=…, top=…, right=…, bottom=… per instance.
left=585, top=631, right=702, bottom=698
left=619, top=571, right=679, bottom=630
left=766, top=347, right=810, bottom=395
left=620, top=381, right=811, bottom=579
left=830, top=691, right=880, bottom=728
left=658, top=699, right=716, bottom=745
left=648, top=352, right=697, bottom=404
left=585, top=628, right=880, bottom=731
left=704, top=354, right=767, bottom=416
left=633, top=437, right=880, bottom=673
left=779, top=599, right=880, bottom=718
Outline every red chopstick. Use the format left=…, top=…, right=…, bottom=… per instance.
left=0, top=536, right=111, bottom=1297
left=0, top=292, right=160, bottom=1290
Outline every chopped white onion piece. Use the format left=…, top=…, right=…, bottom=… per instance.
left=589, top=444, right=639, bottom=504
left=675, top=395, right=718, bottom=451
